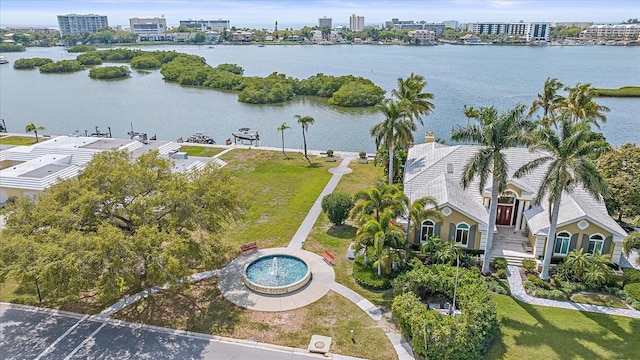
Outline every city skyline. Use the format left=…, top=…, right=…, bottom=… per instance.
left=1, top=0, right=638, bottom=29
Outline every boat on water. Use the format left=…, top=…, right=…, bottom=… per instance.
left=0, top=56, right=9, bottom=64
left=182, top=132, right=215, bottom=144
left=231, top=128, right=259, bottom=146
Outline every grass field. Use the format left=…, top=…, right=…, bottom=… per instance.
left=0, top=136, right=37, bottom=145
left=595, top=86, right=640, bottom=97
left=178, top=145, right=224, bottom=157
left=486, top=294, right=640, bottom=359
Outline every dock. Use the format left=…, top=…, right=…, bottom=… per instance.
left=232, top=128, right=260, bottom=146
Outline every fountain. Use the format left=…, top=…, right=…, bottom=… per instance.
left=243, top=254, right=311, bottom=295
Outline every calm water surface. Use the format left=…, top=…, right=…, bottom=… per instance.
left=1, top=45, right=638, bottom=152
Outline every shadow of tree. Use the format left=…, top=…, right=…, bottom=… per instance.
left=327, top=225, right=356, bottom=239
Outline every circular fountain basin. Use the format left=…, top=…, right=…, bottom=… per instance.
left=243, top=254, right=311, bottom=295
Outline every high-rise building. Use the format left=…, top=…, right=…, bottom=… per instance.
left=350, top=14, right=365, bottom=31
left=466, top=22, right=550, bottom=42
left=442, top=20, right=459, bottom=29
left=57, top=14, right=109, bottom=36
left=318, top=16, right=332, bottom=28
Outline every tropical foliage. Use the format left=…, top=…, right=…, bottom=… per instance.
left=597, top=143, right=640, bottom=221
left=0, top=149, right=244, bottom=305
left=276, top=122, right=291, bottom=158
left=354, top=210, right=405, bottom=275
left=88, top=66, right=130, bottom=80
left=24, top=122, right=45, bottom=143
left=514, top=117, right=610, bottom=280
left=12, top=57, right=53, bottom=69
left=0, top=43, right=26, bottom=52
left=392, top=265, right=498, bottom=360
left=371, top=99, right=415, bottom=184
left=39, top=60, right=85, bottom=73
left=76, top=53, right=103, bottom=65
left=295, top=115, right=314, bottom=164
left=67, top=45, right=97, bottom=53
left=451, top=104, right=533, bottom=274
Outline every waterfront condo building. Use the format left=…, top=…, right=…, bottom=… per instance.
left=57, top=14, right=109, bottom=36
left=350, top=14, right=365, bottom=31
left=465, top=21, right=550, bottom=42
left=384, top=19, right=445, bottom=36
left=179, top=19, right=230, bottom=32
left=408, top=30, right=435, bottom=44
left=129, top=17, right=167, bottom=41
left=318, top=16, right=332, bottom=29
left=580, top=24, right=640, bottom=40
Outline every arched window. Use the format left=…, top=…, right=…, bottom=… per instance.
left=421, top=220, right=435, bottom=243
left=554, top=231, right=571, bottom=255
left=455, top=223, right=469, bottom=247
left=588, top=234, right=605, bottom=255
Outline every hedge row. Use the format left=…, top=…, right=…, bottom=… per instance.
left=392, top=265, right=498, bottom=360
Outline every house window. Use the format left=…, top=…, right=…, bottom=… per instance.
left=455, top=223, right=469, bottom=247
left=554, top=231, right=571, bottom=255
left=587, top=234, right=605, bottom=255
left=421, top=220, right=435, bottom=243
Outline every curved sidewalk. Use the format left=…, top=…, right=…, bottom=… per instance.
left=506, top=266, right=640, bottom=319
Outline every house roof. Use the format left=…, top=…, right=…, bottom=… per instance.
left=405, top=142, right=627, bottom=240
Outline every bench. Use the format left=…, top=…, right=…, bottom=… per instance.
left=322, top=250, right=335, bottom=266
left=240, top=242, right=258, bottom=254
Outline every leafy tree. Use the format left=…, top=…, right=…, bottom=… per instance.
left=0, top=43, right=26, bottom=52
left=0, top=149, right=244, bottom=304
left=371, top=99, right=415, bottom=184
left=373, top=145, right=408, bottom=184
left=451, top=104, right=533, bottom=275
left=597, top=143, right=640, bottom=221
left=89, top=66, right=130, bottom=80
left=25, top=122, right=45, bottom=143
left=321, top=192, right=354, bottom=226
left=39, top=60, right=85, bottom=73
left=514, top=117, right=610, bottom=280
left=391, top=72, right=435, bottom=127
left=76, top=53, right=103, bottom=65
left=295, top=114, right=314, bottom=164
left=130, top=55, right=162, bottom=69
left=13, top=58, right=53, bottom=69
left=276, top=122, right=291, bottom=158
left=327, top=80, right=385, bottom=107
left=623, top=232, right=640, bottom=265
left=216, top=63, right=244, bottom=75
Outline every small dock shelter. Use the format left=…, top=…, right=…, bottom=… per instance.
left=232, top=128, right=260, bottom=146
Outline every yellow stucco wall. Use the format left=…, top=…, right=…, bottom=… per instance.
left=540, top=220, right=615, bottom=255
left=439, top=208, right=482, bottom=249
left=0, top=187, right=41, bottom=202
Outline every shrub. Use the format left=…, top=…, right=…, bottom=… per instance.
left=392, top=265, right=498, bottom=360
left=320, top=192, right=353, bottom=226
left=326, top=149, right=334, bottom=157
left=359, top=151, right=367, bottom=159
left=522, top=259, right=536, bottom=274
left=216, top=63, right=244, bottom=75
left=623, top=268, right=640, bottom=285
left=526, top=274, right=551, bottom=290
left=624, top=283, right=640, bottom=301
left=485, top=276, right=510, bottom=295
left=328, top=80, right=385, bottom=107
left=13, top=57, right=53, bottom=69
left=496, top=268, right=507, bottom=279
left=89, top=66, right=130, bottom=80
left=353, top=258, right=392, bottom=290
left=492, top=257, right=508, bottom=271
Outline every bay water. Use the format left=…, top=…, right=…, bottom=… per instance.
left=0, top=44, right=638, bottom=152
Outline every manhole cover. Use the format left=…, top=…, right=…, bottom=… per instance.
left=315, top=341, right=325, bottom=348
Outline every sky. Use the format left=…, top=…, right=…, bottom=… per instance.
left=1, top=0, right=639, bottom=29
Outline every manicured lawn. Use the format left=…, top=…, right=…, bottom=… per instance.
left=218, top=149, right=333, bottom=251
left=570, top=292, right=629, bottom=309
left=0, top=136, right=37, bottom=145
left=178, top=145, right=224, bottom=157
left=486, top=294, right=640, bottom=359
left=114, top=277, right=397, bottom=360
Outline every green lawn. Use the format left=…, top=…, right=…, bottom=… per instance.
left=0, top=136, right=37, bottom=145
left=178, top=145, right=224, bottom=157
left=486, top=294, right=640, bottom=359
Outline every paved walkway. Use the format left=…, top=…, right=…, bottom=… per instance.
left=506, top=266, right=640, bottom=319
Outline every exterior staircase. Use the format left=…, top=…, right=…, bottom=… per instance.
left=487, top=226, right=536, bottom=267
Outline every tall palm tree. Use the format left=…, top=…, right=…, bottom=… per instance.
left=462, top=105, right=479, bottom=126
left=355, top=210, right=405, bottom=276
left=451, top=104, right=533, bottom=275
left=402, top=195, right=442, bottom=263
left=514, top=117, right=610, bottom=280
left=25, top=123, right=45, bottom=143
left=563, top=83, right=610, bottom=128
left=527, top=77, right=565, bottom=126
left=294, top=115, right=314, bottom=164
left=276, top=122, right=291, bottom=158
left=371, top=99, right=416, bottom=184
left=391, top=73, right=435, bottom=127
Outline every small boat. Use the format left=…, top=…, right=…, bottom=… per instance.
left=0, top=56, right=9, bottom=64
left=231, top=128, right=260, bottom=146
left=186, top=132, right=215, bottom=144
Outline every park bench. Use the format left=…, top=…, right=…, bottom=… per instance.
left=240, top=242, right=258, bottom=254
left=322, top=250, right=335, bottom=266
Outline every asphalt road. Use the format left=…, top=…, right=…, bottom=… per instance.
left=0, top=303, right=345, bottom=360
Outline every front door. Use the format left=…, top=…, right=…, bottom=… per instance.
left=496, top=205, right=513, bottom=225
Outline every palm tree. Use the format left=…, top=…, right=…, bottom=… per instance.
left=583, top=252, right=612, bottom=287
left=451, top=104, right=533, bottom=275
left=563, top=83, right=610, bottom=128
left=402, top=195, right=442, bottom=263
left=462, top=105, right=479, bottom=125
left=25, top=123, right=45, bottom=143
left=371, top=99, right=416, bottom=184
left=294, top=115, right=314, bottom=164
left=514, top=117, right=610, bottom=280
left=391, top=73, right=435, bottom=127
left=276, top=122, right=291, bottom=158
left=355, top=210, right=405, bottom=276
left=527, top=77, right=565, bottom=125
left=433, top=241, right=464, bottom=265
left=564, top=249, right=590, bottom=280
